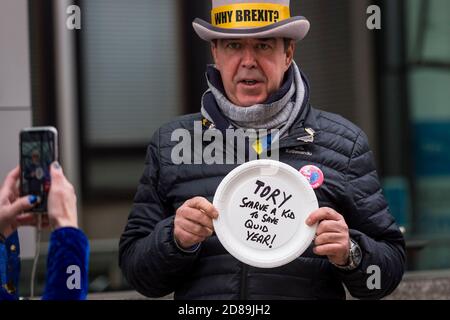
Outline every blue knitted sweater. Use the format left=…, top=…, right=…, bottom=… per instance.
left=0, top=227, right=89, bottom=300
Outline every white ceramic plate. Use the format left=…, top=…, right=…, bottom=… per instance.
left=213, top=159, right=318, bottom=268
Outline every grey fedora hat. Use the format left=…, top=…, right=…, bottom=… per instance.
left=192, top=0, right=310, bottom=42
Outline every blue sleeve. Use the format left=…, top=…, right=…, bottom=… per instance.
left=0, top=232, right=20, bottom=300
left=42, top=227, right=89, bottom=300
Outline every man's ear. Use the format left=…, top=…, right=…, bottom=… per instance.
left=211, top=40, right=219, bottom=65
left=285, top=41, right=295, bottom=69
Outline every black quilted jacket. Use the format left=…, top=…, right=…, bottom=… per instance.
left=119, top=97, right=406, bottom=300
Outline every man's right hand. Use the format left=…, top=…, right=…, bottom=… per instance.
left=174, top=196, right=218, bottom=249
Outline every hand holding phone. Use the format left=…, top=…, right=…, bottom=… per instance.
left=47, top=162, right=78, bottom=229
left=0, top=167, right=40, bottom=238
left=20, top=127, right=58, bottom=213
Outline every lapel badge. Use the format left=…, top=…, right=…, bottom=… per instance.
left=297, top=128, right=315, bottom=143
left=299, top=165, right=324, bottom=189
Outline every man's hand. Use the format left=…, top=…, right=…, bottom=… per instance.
left=174, top=196, right=218, bottom=249
left=306, top=207, right=350, bottom=266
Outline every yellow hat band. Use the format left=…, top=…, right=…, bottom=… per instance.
left=211, top=3, right=291, bottom=29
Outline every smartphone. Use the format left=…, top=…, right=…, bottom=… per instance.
left=20, top=127, right=58, bottom=212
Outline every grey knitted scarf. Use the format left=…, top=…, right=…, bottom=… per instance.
left=202, top=61, right=305, bottom=138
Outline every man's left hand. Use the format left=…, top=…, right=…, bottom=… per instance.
left=306, top=207, right=350, bottom=266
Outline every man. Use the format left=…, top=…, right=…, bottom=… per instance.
left=24, top=150, right=50, bottom=196
left=119, top=0, right=405, bottom=299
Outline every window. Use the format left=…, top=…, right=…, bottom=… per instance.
left=406, top=0, right=450, bottom=269
left=79, top=0, right=183, bottom=198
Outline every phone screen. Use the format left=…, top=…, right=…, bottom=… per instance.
left=20, top=129, right=57, bottom=212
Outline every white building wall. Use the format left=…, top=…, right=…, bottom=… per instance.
left=0, top=0, right=36, bottom=258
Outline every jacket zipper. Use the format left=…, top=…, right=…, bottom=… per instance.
left=240, top=263, right=248, bottom=299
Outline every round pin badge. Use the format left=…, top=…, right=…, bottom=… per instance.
left=299, top=165, right=324, bottom=189
left=213, top=159, right=318, bottom=268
